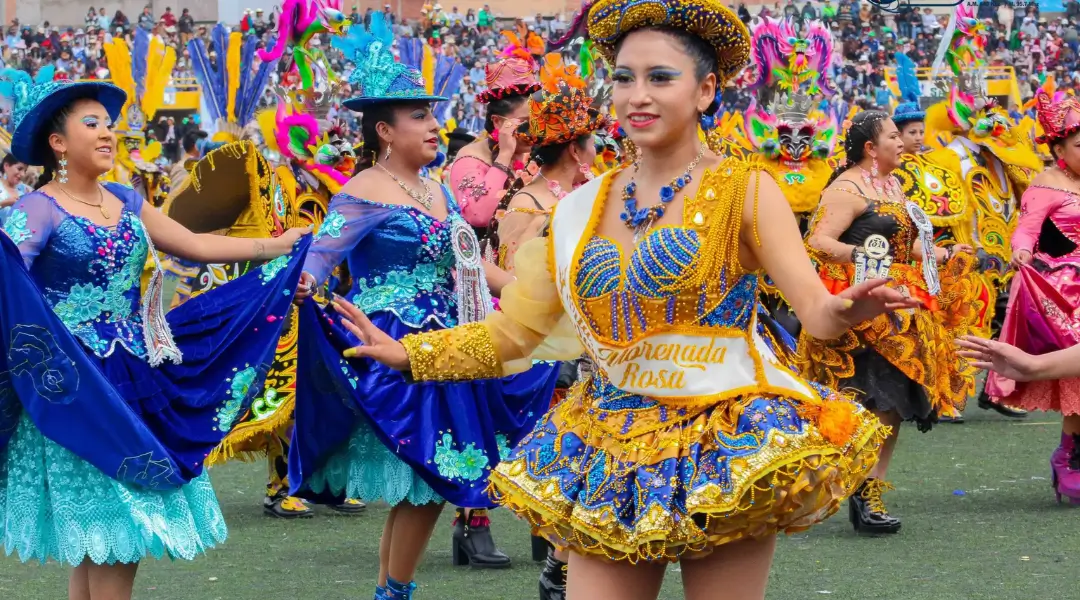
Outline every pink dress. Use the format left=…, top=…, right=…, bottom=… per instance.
left=447, top=155, right=511, bottom=228
left=988, top=185, right=1080, bottom=414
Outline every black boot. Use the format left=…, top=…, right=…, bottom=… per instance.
left=451, top=508, right=511, bottom=569
left=848, top=478, right=901, bottom=535
left=538, top=547, right=567, bottom=600
left=532, top=535, right=551, bottom=562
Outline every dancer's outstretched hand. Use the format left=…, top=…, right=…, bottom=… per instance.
left=957, top=335, right=1042, bottom=382
left=834, top=278, right=920, bottom=328
left=333, top=296, right=410, bottom=371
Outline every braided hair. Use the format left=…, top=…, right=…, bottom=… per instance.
left=825, top=110, right=892, bottom=189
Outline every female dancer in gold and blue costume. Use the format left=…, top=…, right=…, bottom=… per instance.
left=326, top=1, right=922, bottom=597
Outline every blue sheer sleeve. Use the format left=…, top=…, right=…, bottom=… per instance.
left=2, top=191, right=62, bottom=268
left=302, top=194, right=398, bottom=285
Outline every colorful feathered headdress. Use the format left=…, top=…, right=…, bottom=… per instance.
left=397, top=37, right=466, bottom=125
left=892, top=53, right=924, bottom=125
left=476, top=31, right=540, bottom=103
left=927, top=4, right=992, bottom=133
left=517, top=53, right=607, bottom=147
left=102, top=27, right=176, bottom=137
left=749, top=17, right=837, bottom=98
left=187, top=25, right=277, bottom=142
left=334, top=11, right=446, bottom=110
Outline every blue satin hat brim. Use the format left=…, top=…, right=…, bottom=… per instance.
left=11, top=82, right=127, bottom=166
left=342, top=94, right=449, bottom=112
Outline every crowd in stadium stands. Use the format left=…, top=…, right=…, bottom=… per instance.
left=0, top=1, right=1078, bottom=161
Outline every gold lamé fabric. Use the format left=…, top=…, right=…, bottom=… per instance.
left=403, top=163, right=888, bottom=562
left=798, top=200, right=984, bottom=417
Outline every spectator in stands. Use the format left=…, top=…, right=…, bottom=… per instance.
left=179, top=8, right=195, bottom=45
left=96, top=7, right=110, bottom=31
left=161, top=7, right=177, bottom=29
left=478, top=4, right=492, bottom=31
left=111, top=10, right=130, bottom=34
left=138, top=5, right=155, bottom=31
left=173, top=129, right=207, bottom=185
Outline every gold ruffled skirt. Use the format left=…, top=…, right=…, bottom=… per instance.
left=488, top=374, right=886, bottom=563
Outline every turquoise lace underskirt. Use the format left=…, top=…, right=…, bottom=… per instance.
left=0, top=414, right=227, bottom=566
left=306, top=417, right=443, bottom=506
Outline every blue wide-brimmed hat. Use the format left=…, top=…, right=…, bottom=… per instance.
left=332, top=12, right=447, bottom=111
left=892, top=101, right=925, bottom=126
left=10, top=80, right=126, bottom=166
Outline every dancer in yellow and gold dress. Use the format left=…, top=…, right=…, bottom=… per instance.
left=323, top=1, right=922, bottom=597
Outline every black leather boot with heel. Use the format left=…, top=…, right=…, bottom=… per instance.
left=451, top=508, right=511, bottom=569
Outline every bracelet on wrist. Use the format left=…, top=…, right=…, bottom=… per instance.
left=492, top=162, right=514, bottom=178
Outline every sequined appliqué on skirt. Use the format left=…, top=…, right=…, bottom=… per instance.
left=488, top=376, right=886, bottom=563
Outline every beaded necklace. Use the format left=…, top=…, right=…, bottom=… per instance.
left=859, top=167, right=904, bottom=203
left=621, top=143, right=705, bottom=243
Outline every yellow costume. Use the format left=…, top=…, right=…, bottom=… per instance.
left=397, top=154, right=885, bottom=560
left=101, top=29, right=174, bottom=207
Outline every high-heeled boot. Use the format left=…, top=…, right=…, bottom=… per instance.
left=1051, top=433, right=1080, bottom=503
left=848, top=478, right=901, bottom=534
left=451, top=508, right=512, bottom=568
left=374, top=584, right=388, bottom=600
left=385, top=577, right=416, bottom=600
left=538, top=547, right=568, bottom=600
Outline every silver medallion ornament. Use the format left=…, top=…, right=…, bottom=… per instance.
left=906, top=201, right=941, bottom=296
left=854, top=233, right=893, bottom=285
left=449, top=213, right=493, bottom=324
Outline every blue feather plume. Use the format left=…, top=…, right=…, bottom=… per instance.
left=331, top=10, right=393, bottom=64
left=238, top=37, right=275, bottom=126
left=432, top=56, right=465, bottom=125
left=132, top=28, right=149, bottom=100
left=187, top=37, right=226, bottom=123
left=34, top=65, right=55, bottom=84
left=397, top=38, right=423, bottom=71
left=211, top=24, right=229, bottom=110
left=896, top=53, right=920, bottom=103
left=0, top=68, right=31, bottom=106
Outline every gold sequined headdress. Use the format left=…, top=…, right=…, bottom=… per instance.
left=517, top=53, right=608, bottom=147
left=584, top=0, right=750, bottom=83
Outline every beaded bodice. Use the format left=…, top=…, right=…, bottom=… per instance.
left=7, top=192, right=150, bottom=359
left=550, top=161, right=815, bottom=403
left=573, top=228, right=759, bottom=343
left=332, top=194, right=459, bottom=329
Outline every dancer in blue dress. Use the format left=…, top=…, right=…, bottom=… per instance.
left=0, top=79, right=310, bottom=599
left=289, top=15, right=557, bottom=600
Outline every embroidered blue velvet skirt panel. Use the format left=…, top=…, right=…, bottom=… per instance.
left=290, top=303, right=559, bottom=508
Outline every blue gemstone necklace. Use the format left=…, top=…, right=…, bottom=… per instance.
left=620, top=143, right=705, bottom=243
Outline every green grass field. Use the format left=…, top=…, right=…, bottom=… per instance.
left=1, top=408, right=1076, bottom=600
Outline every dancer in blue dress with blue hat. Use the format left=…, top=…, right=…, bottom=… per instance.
left=289, top=13, right=557, bottom=600
left=0, top=77, right=310, bottom=599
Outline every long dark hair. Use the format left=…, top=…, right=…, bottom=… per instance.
left=825, top=109, right=891, bottom=188
left=34, top=103, right=77, bottom=190
left=482, top=134, right=591, bottom=262
left=353, top=102, right=399, bottom=174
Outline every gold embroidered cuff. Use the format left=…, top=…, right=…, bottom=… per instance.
left=401, top=323, right=503, bottom=382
